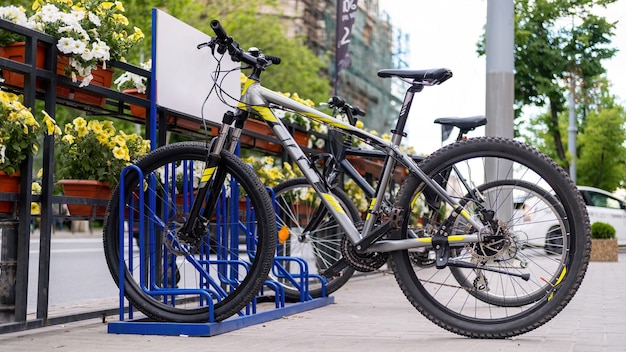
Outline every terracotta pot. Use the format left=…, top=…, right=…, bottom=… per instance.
left=57, top=179, right=112, bottom=217
left=294, top=129, right=310, bottom=148
left=0, top=42, right=45, bottom=87
left=0, top=171, right=20, bottom=213
left=0, top=42, right=113, bottom=107
left=240, top=119, right=281, bottom=153
left=122, top=88, right=147, bottom=118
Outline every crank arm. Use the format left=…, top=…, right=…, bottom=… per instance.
left=320, top=258, right=348, bottom=278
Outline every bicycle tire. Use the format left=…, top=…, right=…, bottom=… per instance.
left=390, top=136, right=590, bottom=338
left=103, top=142, right=277, bottom=323
left=272, top=177, right=359, bottom=299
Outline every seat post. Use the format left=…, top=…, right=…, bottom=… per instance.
left=390, top=83, right=423, bottom=147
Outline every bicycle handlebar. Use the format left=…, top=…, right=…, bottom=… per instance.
left=327, top=95, right=366, bottom=126
left=207, top=20, right=281, bottom=67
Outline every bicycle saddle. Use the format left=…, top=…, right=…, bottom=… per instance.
left=434, top=116, right=487, bottom=131
left=377, top=68, right=453, bottom=85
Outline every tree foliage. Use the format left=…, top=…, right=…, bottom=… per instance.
left=477, top=0, right=618, bottom=170
left=577, top=106, right=626, bottom=191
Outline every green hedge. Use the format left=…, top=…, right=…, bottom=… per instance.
left=590, top=222, right=616, bottom=239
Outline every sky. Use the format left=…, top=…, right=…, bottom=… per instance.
left=379, top=0, right=626, bottom=156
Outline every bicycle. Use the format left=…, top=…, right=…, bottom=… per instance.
left=272, top=98, right=488, bottom=300
left=102, top=20, right=591, bottom=338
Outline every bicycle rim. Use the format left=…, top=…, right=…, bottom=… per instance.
left=272, top=178, right=358, bottom=299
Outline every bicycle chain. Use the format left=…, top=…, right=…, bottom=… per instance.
left=341, top=222, right=389, bottom=272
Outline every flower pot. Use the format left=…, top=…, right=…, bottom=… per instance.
left=123, top=88, right=147, bottom=118
left=0, top=42, right=46, bottom=86
left=0, top=171, right=20, bottom=214
left=294, top=129, right=310, bottom=148
left=0, top=42, right=113, bottom=107
left=58, top=179, right=112, bottom=217
left=55, top=54, right=114, bottom=107
left=240, top=119, right=281, bottom=153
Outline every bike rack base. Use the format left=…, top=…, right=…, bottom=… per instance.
left=107, top=296, right=333, bottom=337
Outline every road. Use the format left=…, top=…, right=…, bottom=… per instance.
left=26, top=230, right=120, bottom=315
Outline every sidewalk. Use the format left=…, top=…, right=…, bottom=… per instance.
left=1, top=253, right=625, bottom=352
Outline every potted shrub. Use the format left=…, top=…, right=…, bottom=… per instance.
left=0, top=0, right=144, bottom=105
left=590, top=221, right=618, bottom=262
left=114, top=59, right=150, bottom=117
left=55, top=117, right=150, bottom=216
left=0, top=88, right=60, bottom=213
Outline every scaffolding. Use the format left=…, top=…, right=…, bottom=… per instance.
left=280, top=0, right=409, bottom=132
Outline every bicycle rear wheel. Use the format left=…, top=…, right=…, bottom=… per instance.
left=103, top=142, right=276, bottom=323
left=391, top=137, right=590, bottom=338
left=273, top=177, right=359, bottom=299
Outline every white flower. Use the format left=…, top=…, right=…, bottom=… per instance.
left=91, top=41, right=110, bottom=61
left=0, top=5, right=28, bottom=26
left=0, top=145, right=5, bottom=164
left=67, top=10, right=85, bottom=26
left=80, top=48, right=94, bottom=61
left=88, top=12, right=101, bottom=26
left=56, top=37, right=75, bottom=54
left=39, top=4, right=60, bottom=23
left=69, top=38, right=87, bottom=55
left=79, top=72, right=93, bottom=87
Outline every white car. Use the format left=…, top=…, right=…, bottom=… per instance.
left=577, top=186, right=626, bottom=245
left=513, top=186, right=626, bottom=252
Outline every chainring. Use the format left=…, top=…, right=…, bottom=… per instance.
left=341, top=235, right=389, bottom=272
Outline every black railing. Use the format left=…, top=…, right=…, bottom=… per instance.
left=0, top=18, right=334, bottom=334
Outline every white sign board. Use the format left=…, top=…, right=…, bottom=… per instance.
left=153, top=9, right=239, bottom=123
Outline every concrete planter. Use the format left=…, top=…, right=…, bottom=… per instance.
left=590, top=238, right=618, bottom=262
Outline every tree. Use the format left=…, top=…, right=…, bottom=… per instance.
left=478, top=0, right=618, bottom=169
left=577, top=106, right=626, bottom=191
left=121, top=0, right=331, bottom=105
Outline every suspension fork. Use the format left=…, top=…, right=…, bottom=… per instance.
left=179, top=110, right=245, bottom=238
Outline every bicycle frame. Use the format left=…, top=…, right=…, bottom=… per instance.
left=207, top=76, right=487, bottom=252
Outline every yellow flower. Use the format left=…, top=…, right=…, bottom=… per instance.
left=62, top=134, right=75, bottom=144
left=76, top=125, right=88, bottom=137
left=101, top=120, right=115, bottom=135
left=73, top=117, right=87, bottom=129
left=112, top=13, right=129, bottom=26
left=31, top=202, right=41, bottom=215
left=112, top=145, right=130, bottom=161
left=114, top=1, right=125, bottom=12
left=112, top=135, right=126, bottom=146
left=42, top=111, right=61, bottom=136
left=96, top=132, right=109, bottom=144
left=31, top=0, right=43, bottom=11
left=99, top=2, right=114, bottom=10
left=32, top=182, right=42, bottom=194
left=88, top=120, right=104, bottom=134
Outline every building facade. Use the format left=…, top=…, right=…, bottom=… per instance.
left=277, top=0, right=408, bottom=132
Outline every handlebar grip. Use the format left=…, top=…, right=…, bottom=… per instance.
left=264, top=55, right=281, bottom=65
left=352, top=106, right=366, bottom=116
left=328, top=96, right=346, bottom=108
left=210, top=20, right=228, bottom=40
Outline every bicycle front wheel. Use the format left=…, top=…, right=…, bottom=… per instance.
left=103, top=142, right=277, bottom=323
left=273, top=177, right=360, bottom=299
left=391, top=137, right=590, bottom=338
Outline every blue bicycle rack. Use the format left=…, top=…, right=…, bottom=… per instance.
left=108, top=163, right=334, bottom=337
